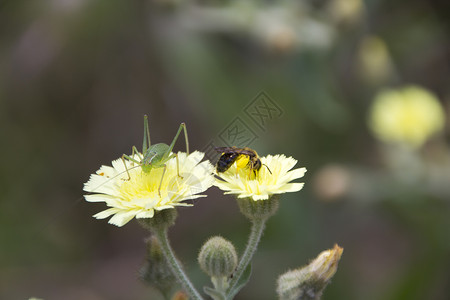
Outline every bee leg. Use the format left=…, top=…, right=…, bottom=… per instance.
left=248, top=168, right=253, bottom=179
left=264, top=164, right=272, bottom=174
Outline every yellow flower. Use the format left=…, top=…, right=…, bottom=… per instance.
left=369, top=85, right=445, bottom=147
left=214, top=154, right=306, bottom=201
left=84, top=151, right=214, bottom=227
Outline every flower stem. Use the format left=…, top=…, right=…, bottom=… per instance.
left=226, top=217, right=266, bottom=299
left=212, top=276, right=229, bottom=295
left=153, top=228, right=204, bottom=300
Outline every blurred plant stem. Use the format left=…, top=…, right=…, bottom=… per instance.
left=153, top=227, right=204, bottom=300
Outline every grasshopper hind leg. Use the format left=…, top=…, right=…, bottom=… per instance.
left=157, top=163, right=182, bottom=198
left=166, top=123, right=190, bottom=156
left=158, top=165, right=167, bottom=197
left=175, top=153, right=183, bottom=179
left=157, top=154, right=186, bottom=198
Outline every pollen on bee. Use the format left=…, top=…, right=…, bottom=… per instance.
left=235, top=156, right=250, bottom=169
left=98, top=172, right=105, bottom=176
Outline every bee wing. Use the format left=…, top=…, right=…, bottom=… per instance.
left=238, top=150, right=257, bottom=156
left=214, top=146, right=236, bottom=153
left=214, top=146, right=258, bottom=157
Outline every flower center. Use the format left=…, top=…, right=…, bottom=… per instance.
left=118, top=167, right=166, bottom=200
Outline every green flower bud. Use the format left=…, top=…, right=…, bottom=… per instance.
left=277, top=244, right=343, bottom=300
left=237, top=196, right=279, bottom=221
left=139, top=236, right=175, bottom=293
left=198, top=236, right=238, bottom=279
left=138, top=208, right=178, bottom=232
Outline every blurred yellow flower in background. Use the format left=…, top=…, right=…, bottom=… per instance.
left=327, top=0, right=364, bottom=25
left=368, top=85, right=445, bottom=148
left=357, top=36, right=396, bottom=85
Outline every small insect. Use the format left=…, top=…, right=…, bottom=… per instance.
left=122, top=115, right=189, bottom=196
left=214, top=146, right=269, bottom=176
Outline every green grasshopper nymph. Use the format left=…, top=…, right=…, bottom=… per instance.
left=121, top=115, right=189, bottom=197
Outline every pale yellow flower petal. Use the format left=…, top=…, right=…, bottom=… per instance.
left=93, top=208, right=121, bottom=219
left=84, top=151, right=214, bottom=226
left=214, top=154, right=306, bottom=201
left=136, top=210, right=155, bottom=219
left=109, top=210, right=139, bottom=227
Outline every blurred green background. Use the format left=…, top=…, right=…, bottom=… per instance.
left=1, top=0, right=449, bottom=299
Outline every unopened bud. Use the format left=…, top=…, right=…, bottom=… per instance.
left=277, top=244, right=343, bottom=300
left=198, top=236, right=238, bottom=279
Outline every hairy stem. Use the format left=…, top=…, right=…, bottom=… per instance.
left=226, top=217, right=266, bottom=299
left=154, top=228, right=204, bottom=300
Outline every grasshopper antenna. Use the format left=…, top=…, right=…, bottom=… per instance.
left=39, top=163, right=143, bottom=235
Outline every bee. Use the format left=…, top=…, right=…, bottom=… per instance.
left=214, top=146, right=265, bottom=175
